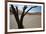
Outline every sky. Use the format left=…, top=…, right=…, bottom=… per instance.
left=10, top=4, right=41, bottom=13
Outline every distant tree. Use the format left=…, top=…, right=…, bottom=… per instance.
left=10, top=5, right=38, bottom=29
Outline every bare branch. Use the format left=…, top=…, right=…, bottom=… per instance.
left=23, top=5, right=27, bottom=10
left=21, top=5, right=27, bottom=16
left=16, top=6, right=18, bottom=13
left=15, top=6, right=18, bottom=16
left=24, top=6, right=38, bottom=15
left=20, top=5, right=27, bottom=24
left=15, top=6, right=19, bottom=23
left=10, top=5, right=19, bottom=24
left=10, top=5, right=16, bottom=14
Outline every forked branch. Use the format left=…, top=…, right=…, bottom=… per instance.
left=20, top=5, right=27, bottom=23
left=10, top=5, right=19, bottom=24
left=24, top=6, right=38, bottom=16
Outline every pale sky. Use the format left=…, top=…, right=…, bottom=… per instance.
left=10, top=4, right=41, bottom=13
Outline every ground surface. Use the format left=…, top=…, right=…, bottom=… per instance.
left=10, top=14, right=41, bottom=29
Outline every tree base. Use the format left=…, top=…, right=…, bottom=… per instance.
left=18, top=25, right=24, bottom=29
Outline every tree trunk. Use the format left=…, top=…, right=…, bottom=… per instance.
left=14, top=15, right=24, bottom=29
left=18, top=16, right=24, bottom=29
left=18, top=22, right=24, bottom=29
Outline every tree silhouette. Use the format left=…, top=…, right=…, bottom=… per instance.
left=10, top=5, right=38, bottom=29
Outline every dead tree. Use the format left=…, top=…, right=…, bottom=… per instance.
left=10, top=5, right=38, bottom=29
